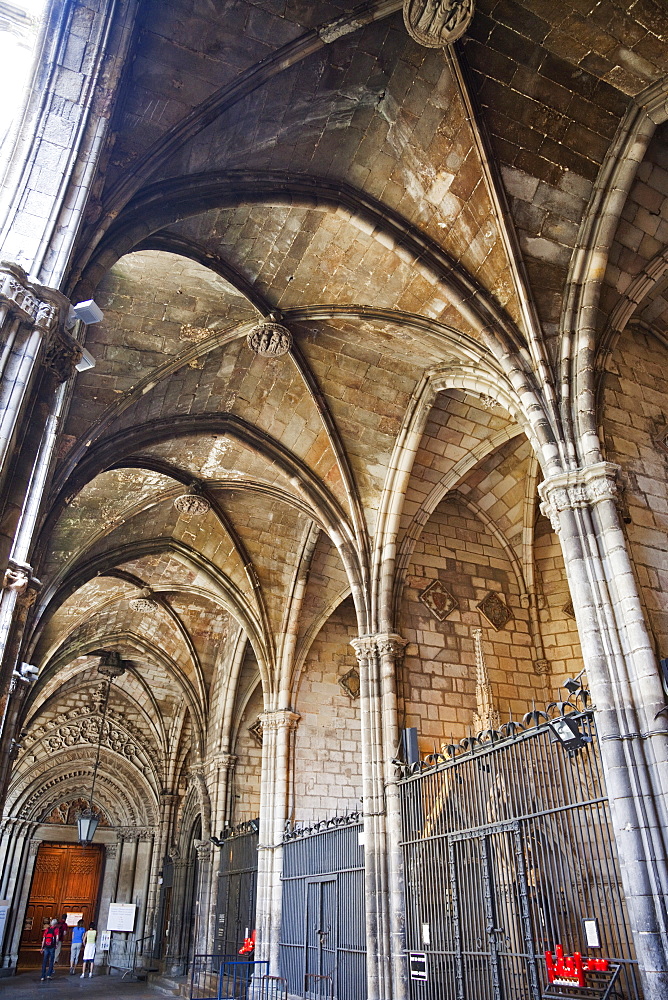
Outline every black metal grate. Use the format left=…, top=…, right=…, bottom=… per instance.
left=399, top=709, right=641, bottom=1000
left=279, top=814, right=366, bottom=1000
left=214, top=821, right=259, bottom=959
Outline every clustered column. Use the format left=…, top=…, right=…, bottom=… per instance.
left=351, top=633, right=408, bottom=1000
left=540, top=461, right=668, bottom=998
left=255, top=709, right=299, bottom=970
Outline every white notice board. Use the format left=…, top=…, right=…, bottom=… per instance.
left=106, top=903, right=136, bottom=932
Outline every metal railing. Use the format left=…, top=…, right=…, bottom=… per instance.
left=304, top=973, right=334, bottom=998
left=279, top=812, right=366, bottom=1000
left=398, top=696, right=640, bottom=1000
left=214, top=821, right=259, bottom=959
left=189, top=955, right=268, bottom=999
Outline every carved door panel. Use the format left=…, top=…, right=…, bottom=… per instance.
left=19, top=843, right=103, bottom=967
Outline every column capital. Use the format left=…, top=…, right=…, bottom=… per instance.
left=538, top=462, right=620, bottom=532
left=259, top=709, right=300, bottom=732
left=350, top=633, right=408, bottom=660
left=207, top=751, right=237, bottom=771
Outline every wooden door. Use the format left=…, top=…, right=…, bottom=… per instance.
left=19, top=843, right=103, bottom=967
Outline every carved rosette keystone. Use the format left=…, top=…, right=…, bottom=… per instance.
left=403, top=0, right=475, bottom=47
left=174, top=483, right=211, bottom=515
left=246, top=319, right=292, bottom=357
left=539, top=462, right=620, bottom=533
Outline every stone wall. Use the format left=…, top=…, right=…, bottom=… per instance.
left=400, top=497, right=538, bottom=752
left=603, top=325, right=668, bottom=660
left=292, top=597, right=362, bottom=822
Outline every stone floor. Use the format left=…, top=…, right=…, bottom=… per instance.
left=0, top=971, right=169, bottom=998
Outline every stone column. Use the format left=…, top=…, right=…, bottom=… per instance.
left=254, top=709, right=299, bottom=972
left=351, top=634, right=408, bottom=1000
left=3, top=835, right=39, bottom=971
left=0, top=821, right=37, bottom=972
left=96, top=842, right=120, bottom=966
left=195, top=842, right=213, bottom=955
left=540, top=462, right=668, bottom=999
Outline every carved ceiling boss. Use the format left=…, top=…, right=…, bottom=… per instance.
left=403, top=0, right=475, bottom=47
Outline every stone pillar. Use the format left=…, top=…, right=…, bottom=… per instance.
left=351, top=634, right=408, bottom=1000
left=3, top=835, right=39, bottom=972
left=254, top=709, right=299, bottom=972
left=0, top=821, right=36, bottom=972
left=195, top=842, right=213, bottom=955
left=539, top=462, right=668, bottom=999
left=96, top=841, right=119, bottom=965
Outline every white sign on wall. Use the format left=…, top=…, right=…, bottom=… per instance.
left=106, top=903, right=136, bottom=932
left=99, top=930, right=111, bottom=952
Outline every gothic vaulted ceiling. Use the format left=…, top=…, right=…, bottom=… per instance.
left=18, top=0, right=668, bottom=786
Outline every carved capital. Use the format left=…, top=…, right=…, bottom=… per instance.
left=259, top=709, right=300, bottom=733
left=195, top=842, right=211, bottom=862
left=538, top=462, right=620, bottom=532
left=28, top=838, right=41, bottom=856
left=534, top=658, right=550, bottom=676
left=375, top=633, right=408, bottom=658
left=105, top=843, right=119, bottom=859
left=208, top=752, right=237, bottom=772
left=350, top=635, right=378, bottom=663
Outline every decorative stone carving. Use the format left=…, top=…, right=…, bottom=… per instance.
left=376, top=634, right=408, bottom=658
left=477, top=591, right=513, bottom=631
left=339, top=667, right=360, bottom=700
left=259, top=710, right=300, bottom=733
left=43, top=329, right=83, bottom=382
left=105, top=843, right=119, bottom=859
left=350, top=635, right=378, bottom=663
left=195, top=842, right=211, bottom=862
left=539, top=462, right=621, bottom=533
left=130, top=588, right=156, bottom=613
left=403, top=0, right=475, bottom=47
left=248, top=719, right=263, bottom=746
left=534, top=658, right=550, bottom=675
left=28, top=838, right=41, bottom=856
left=471, top=628, right=500, bottom=731
left=2, top=560, right=30, bottom=593
left=43, top=798, right=109, bottom=826
left=174, top=483, right=211, bottom=515
left=246, top=319, right=292, bottom=357
left=563, top=600, right=576, bottom=620
left=419, top=579, right=458, bottom=621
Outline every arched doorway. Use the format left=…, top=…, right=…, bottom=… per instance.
left=18, top=842, right=103, bottom=968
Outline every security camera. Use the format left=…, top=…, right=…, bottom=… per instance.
left=72, top=300, right=104, bottom=325
left=74, top=348, right=96, bottom=372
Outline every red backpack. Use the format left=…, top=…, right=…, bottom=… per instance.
left=43, top=927, right=57, bottom=948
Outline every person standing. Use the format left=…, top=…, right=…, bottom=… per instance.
left=70, top=919, right=85, bottom=974
left=80, top=922, right=97, bottom=978
left=40, top=920, right=58, bottom=981
left=54, top=913, right=68, bottom=965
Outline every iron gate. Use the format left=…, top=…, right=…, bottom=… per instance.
left=214, top=821, right=259, bottom=957
left=399, top=705, right=641, bottom=1000
left=279, top=813, right=366, bottom=1000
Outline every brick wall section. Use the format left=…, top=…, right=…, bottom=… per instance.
left=602, top=326, right=668, bottom=659
left=293, top=597, right=361, bottom=822
left=400, top=498, right=537, bottom=754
